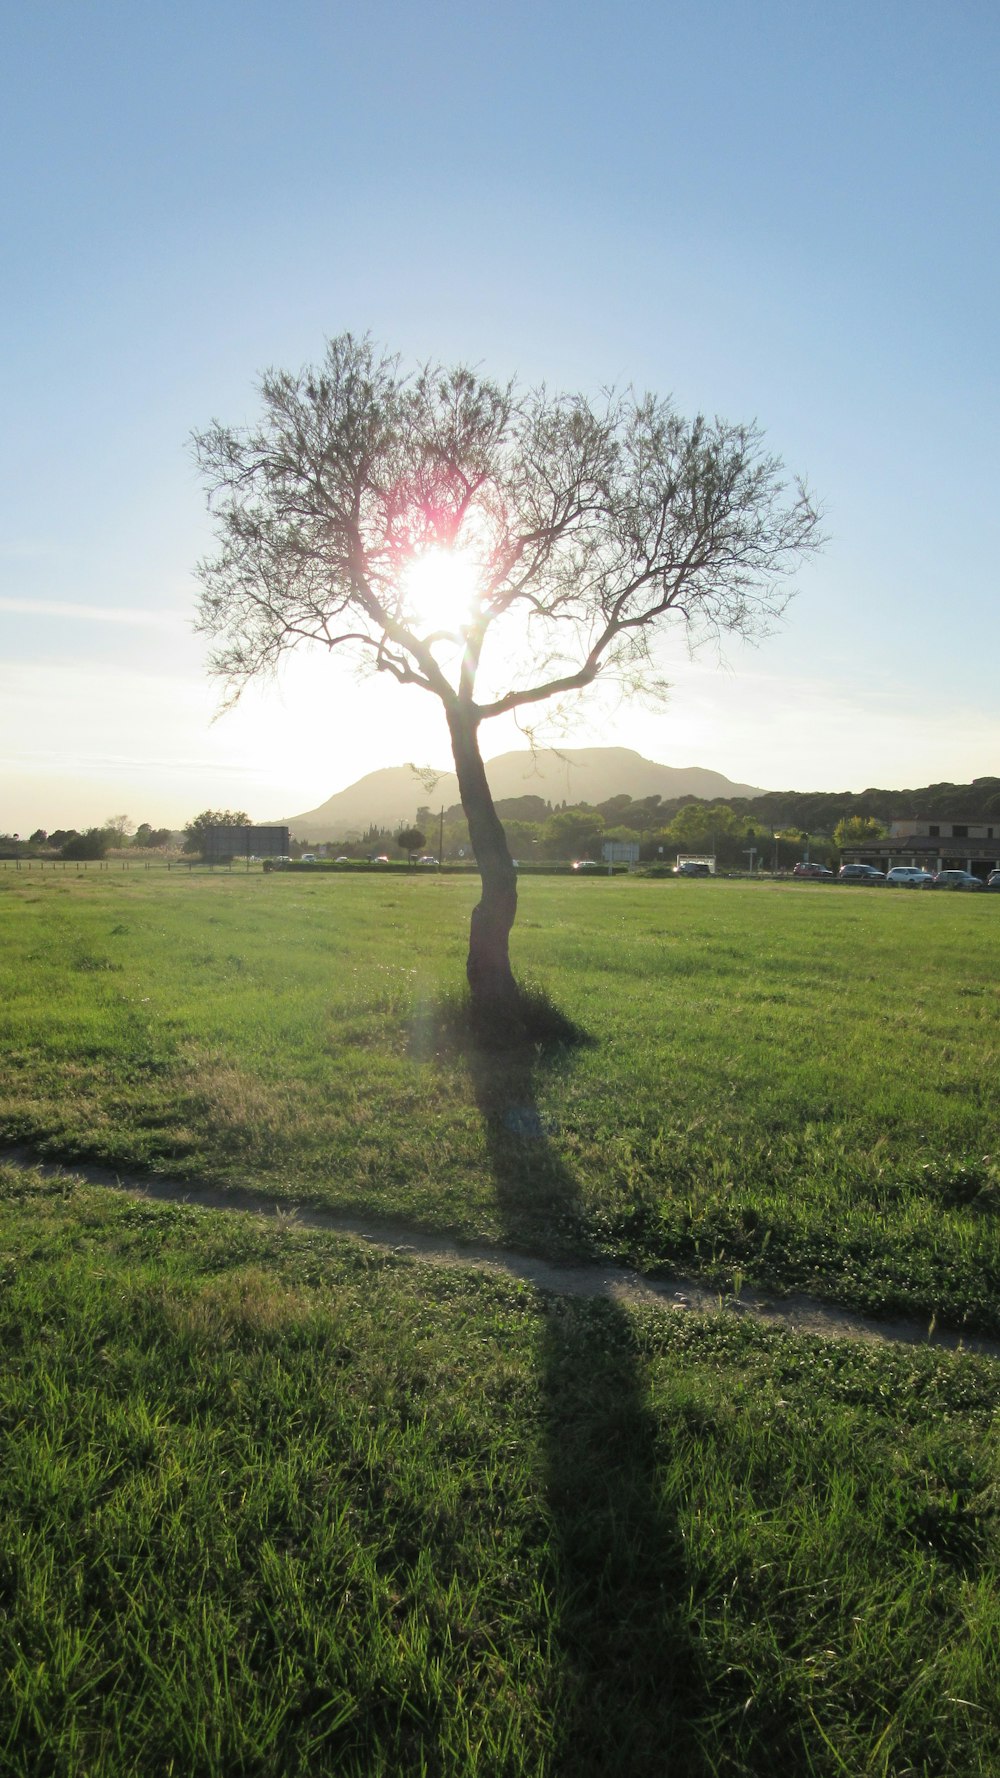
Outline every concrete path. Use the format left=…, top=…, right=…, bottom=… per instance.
left=3, top=1145, right=998, bottom=1363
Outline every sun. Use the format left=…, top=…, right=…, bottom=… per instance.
left=399, top=544, right=481, bottom=637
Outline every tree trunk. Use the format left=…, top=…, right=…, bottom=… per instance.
left=446, top=703, right=520, bottom=1024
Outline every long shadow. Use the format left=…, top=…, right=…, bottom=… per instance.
left=466, top=1034, right=708, bottom=1777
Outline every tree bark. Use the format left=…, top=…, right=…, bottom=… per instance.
left=446, top=702, right=520, bottom=1024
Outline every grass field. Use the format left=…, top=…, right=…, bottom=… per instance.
left=2, top=1159, right=998, bottom=1777
left=2, top=872, right=999, bottom=1774
left=1, top=870, right=998, bottom=1331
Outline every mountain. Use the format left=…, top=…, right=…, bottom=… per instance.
left=279, top=748, right=765, bottom=839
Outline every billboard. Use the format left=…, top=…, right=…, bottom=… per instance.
left=202, top=825, right=289, bottom=860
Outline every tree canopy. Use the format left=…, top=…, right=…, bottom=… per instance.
left=833, top=815, right=888, bottom=849
left=194, top=334, right=821, bottom=1026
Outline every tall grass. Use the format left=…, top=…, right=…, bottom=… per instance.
left=1, top=1161, right=997, bottom=1776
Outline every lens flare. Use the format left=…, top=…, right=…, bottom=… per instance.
left=400, top=545, right=480, bottom=636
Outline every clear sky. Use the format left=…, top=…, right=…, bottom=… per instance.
left=3, top=0, right=997, bottom=833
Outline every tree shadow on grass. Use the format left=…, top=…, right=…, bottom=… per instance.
left=464, top=1018, right=708, bottom=1777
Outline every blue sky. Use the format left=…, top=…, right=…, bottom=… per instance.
left=2, top=0, right=997, bottom=830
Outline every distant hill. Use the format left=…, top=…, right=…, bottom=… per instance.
left=279, top=748, right=766, bottom=838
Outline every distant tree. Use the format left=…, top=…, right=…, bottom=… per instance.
left=541, top=808, right=605, bottom=860
left=104, top=814, right=132, bottom=841
left=395, top=826, right=426, bottom=860
left=132, top=823, right=172, bottom=848
left=596, top=793, right=635, bottom=821
left=183, top=809, right=250, bottom=854
left=28, top=829, right=48, bottom=845
left=833, top=814, right=888, bottom=849
left=48, top=829, right=77, bottom=849
left=497, top=819, right=543, bottom=860
left=62, top=827, right=112, bottom=860
left=667, top=802, right=741, bottom=853
left=492, top=794, right=550, bottom=823
left=194, top=333, right=821, bottom=1027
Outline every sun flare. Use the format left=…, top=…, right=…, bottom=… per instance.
left=400, top=545, right=481, bottom=636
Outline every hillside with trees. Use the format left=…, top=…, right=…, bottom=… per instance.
left=281, top=775, right=1000, bottom=870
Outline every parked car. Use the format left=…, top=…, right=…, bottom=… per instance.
left=792, top=862, right=833, bottom=879
left=675, top=860, right=712, bottom=877
left=300, top=853, right=317, bottom=863
left=885, top=866, right=936, bottom=888
left=932, top=869, right=983, bottom=890
left=838, top=864, right=885, bottom=883
left=417, top=855, right=439, bottom=864
left=572, top=859, right=600, bottom=871
left=987, top=870, right=1000, bottom=891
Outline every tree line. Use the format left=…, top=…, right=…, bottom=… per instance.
left=290, top=800, right=891, bottom=869
left=2, top=817, right=174, bottom=860
left=6, top=777, right=995, bottom=865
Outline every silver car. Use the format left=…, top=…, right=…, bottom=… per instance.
left=885, top=867, right=936, bottom=888
left=932, top=869, right=983, bottom=890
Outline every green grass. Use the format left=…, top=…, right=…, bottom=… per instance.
left=1, top=870, right=998, bottom=1332
left=1, top=1160, right=997, bottom=1777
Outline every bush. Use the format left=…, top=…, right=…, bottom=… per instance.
left=61, top=828, right=111, bottom=861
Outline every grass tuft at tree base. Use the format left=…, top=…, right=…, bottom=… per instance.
left=425, top=979, right=594, bottom=1056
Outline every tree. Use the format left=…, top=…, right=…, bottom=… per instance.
left=667, top=802, right=742, bottom=854
left=193, top=334, right=821, bottom=1028
left=183, top=809, right=250, bottom=854
left=132, top=823, right=172, bottom=848
left=541, top=807, right=606, bottom=860
left=62, top=827, right=111, bottom=860
left=395, top=826, right=426, bottom=861
left=833, top=814, right=888, bottom=850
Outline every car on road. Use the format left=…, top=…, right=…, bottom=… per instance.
left=417, top=855, right=439, bottom=864
left=885, top=866, right=936, bottom=888
left=932, top=869, right=983, bottom=890
left=838, top=864, right=885, bottom=883
left=300, top=853, right=317, bottom=863
left=987, top=870, right=1000, bottom=891
left=675, top=860, right=712, bottom=877
left=572, top=859, right=600, bottom=871
left=371, top=854, right=390, bottom=864
left=792, top=862, right=833, bottom=879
